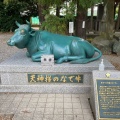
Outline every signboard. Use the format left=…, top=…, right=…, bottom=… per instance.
left=69, top=22, right=74, bottom=33
left=96, top=79, right=120, bottom=119
left=31, top=16, right=40, bottom=25
left=28, top=73, right=83, bottom=83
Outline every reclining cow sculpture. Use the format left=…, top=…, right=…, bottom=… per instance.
left=7, top=21, right=102, bottom=64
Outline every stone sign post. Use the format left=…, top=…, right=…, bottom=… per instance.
left=90, top=70, right=120, bottom=120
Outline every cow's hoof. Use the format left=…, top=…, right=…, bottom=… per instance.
left=56, top=59, right=63, bottom=64
left=26, top=52, right=30, bottom=57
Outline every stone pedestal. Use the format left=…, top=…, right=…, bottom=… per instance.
left=0, top=51, right=114, bottom=93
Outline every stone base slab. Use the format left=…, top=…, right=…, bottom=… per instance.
left=0, top=84, right=90, bottom=93
left=0, top=51, right=115, bottom=93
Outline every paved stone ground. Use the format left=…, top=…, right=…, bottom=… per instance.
left=0, top=93, right=93, bottom=120
left=0, top=33, right=120, bottom=120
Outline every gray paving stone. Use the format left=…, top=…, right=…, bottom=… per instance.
left=46, top=103, right=54, bottom=108
left=1, top=103, right=11, bottom=108
left=55, top=98, right=63, bottom=103
left=82, top=109, right=92, bottom=115
left=23, top=113, right=34, bottom=118
left=29, top=98, right=39, bottom=103
left=53, top=115, right=64, bottom=120
left=56, top=94, right=63, bottom=98
left=54, top=109, right=63, bottom=115
left=47, top=98, right=55, bottom=103
left=31, top=94, right=40, bottom=98
left=55, top=103, right=63, bottom=109
left=81, top=102, right=90, bottom=109
left=83, top=114, right=94, bottom=120
left=43, top=115, right=53, bottom=120
left=21, top=98, right=30, bottom=102
left=48, top=94, right=56, bottom=98
left=12, top=114, right=25, bottom=120
left=40, top=94, right=48, bottom=98
left=33, top=114, right=43, bottom=120
left=80, top=98, right=89, bottom=103
left=73, top=103, right=81, bottom=109
left=37, top=103, right=46, bottom=108
left=64, top=103, right=72, bottom=109
left=73, top=109, right=83, bottom=115
left=23, top=94, right=32, bottom=98
left=64, top=94, right=72, bottom=98
left=0, top=108, right=8, bottom=113
left=27, top=102, right=37, bottom=108
left=72, top=94, right=80, bottom=98
left=13, top=97, right=23, bottom=102
left=6, top=108, right=17, bottom=113
left=44, top=108, right=54, bottom=114
left=10, top=102, right=20, bottom=107
left=64, top=109, right=73, bottom=115
left=35, top=108, right=44, bottom=114
left=38, top=98, right=47, bottom=103
left=15, top=94, right=25, bottom=98
left=74, top=115, right=84, bottom=120
left=72, top=98, right=80, bottom=103
left=15, top=107, right=27, bottom=114
left=64, top=115, right=74, bottom=120
left=64, top=98, right=72, bottom=103
left=18, top=102, right=29, bottom=108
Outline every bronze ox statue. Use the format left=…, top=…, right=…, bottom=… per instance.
left=7, top=21, right=102, bottom=64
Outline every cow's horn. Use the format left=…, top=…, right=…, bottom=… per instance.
left=26, top=20, right=30, bottom=25
left=15, top=21, right=21, bottom=27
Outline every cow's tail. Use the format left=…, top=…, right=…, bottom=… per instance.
left=71, top=47, right=102, bottom=64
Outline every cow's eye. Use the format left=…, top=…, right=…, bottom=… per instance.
left=15, top=29, right=18, bottom=32
left=20, top=30, right=25, bottom=35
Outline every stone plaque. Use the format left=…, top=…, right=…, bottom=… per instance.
left=96, top=79, right=120, bottom=119
left=28, top=73, right=83, bottom=83
left=91, top=71, right=120, bottom=120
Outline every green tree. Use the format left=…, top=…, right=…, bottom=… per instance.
left=0, top=0, right=38, bottom=31
left=3, top=0, right=102, bottom=36
left=36, top=0, right=102, bottom=36
left=72, top=0, right=102, bottom=37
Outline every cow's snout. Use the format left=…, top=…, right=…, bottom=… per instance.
left=7, top=39, right=15, bottom=46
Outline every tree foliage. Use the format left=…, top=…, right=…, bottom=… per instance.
left=36, top=0, right=102, bottom=35
left=0, top=1, right=24, bottom=31
left=73, top=0, right=102, bottom=9
left=41, top=15, right=67, bottom=34
left=0, top=0, right=38, bottom=32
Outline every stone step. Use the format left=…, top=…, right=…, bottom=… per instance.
left=0, top=84, right=91, bottom=93
left=0, top=51, right=115, bottom=93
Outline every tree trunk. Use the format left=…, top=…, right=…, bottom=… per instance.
left=75, top=3, right=86, bottom=38
left=37, top=4, right=46, bottom=24
left=56, top=6, right=60, bottom=17
left=100, top=0, right=115, bottom=40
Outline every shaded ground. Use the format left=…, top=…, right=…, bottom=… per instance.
left=0, top=32, right=120, bottom=70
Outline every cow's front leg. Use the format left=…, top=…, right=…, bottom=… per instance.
left=56, top=56, right=85, bottom=64
left=31, top=51, right=45, bottom=62
left=26, top=52, right=31, bottom=57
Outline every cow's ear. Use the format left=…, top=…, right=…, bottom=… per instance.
left=29, top=30, right=36, bottom=36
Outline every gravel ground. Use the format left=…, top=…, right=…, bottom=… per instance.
left=0, top=33, right=120, bottom=70
left=0, top=33, right=19, bottom=62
